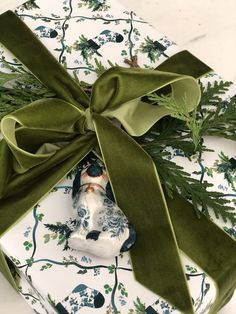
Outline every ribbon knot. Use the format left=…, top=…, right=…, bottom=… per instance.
left=0, top=64, right=201, bottom=175
left=84, top=107, right=95, bottom=132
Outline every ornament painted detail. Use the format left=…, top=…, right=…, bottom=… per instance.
left=140, top=36, right=175, bottom=62
left=73, top=30, right=124, bottom=63
left=68, top=158, right=136, bottom=258
left=79, top=0, right=110, bottom=12
left=34, top=26, right=58, bottom=38
left=55, top=284, right=105, bottom=314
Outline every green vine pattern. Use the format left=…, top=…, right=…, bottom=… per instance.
left=0, top=0, right=235, bottom=313
left=7, top=184, right=213, bottom=314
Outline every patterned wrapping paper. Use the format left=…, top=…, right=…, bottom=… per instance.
left=0, top=0, right=235, bottom=313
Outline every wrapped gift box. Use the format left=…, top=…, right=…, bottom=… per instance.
left=0, top=0, right=235, bottom=313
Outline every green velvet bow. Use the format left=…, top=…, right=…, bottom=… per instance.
left=0, top=11, right=236, bottom=314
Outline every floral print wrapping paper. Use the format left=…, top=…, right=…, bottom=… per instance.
left=0, top=0, right=236, bottom=313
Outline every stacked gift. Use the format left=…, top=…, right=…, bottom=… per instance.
left=0, top=0, right=236, bottom=313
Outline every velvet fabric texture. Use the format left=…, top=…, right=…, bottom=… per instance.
left=0, top=11, right=235, bottom=314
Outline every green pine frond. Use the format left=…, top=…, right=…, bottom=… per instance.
left=200, top=96, right=236, bottom=140
left=138, top=118, right=196, bottom=157
left=141, top=80, right=236, bottom=224
left=146, top=152, right=236, bottom=224
left=0, top=71, right=22, bottom=85
left=94, top=58, right=108, bottom=77
left=0, top=67, right=55, bottom=120
left=199, top=80, right=232, bottom=107
left=146, top=80, right=236, bottom=146
left=94, top=58, right=117, bottom=77
left=147, top=93, right=202, bottom=150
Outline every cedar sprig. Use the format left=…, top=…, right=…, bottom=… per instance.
left=0, top=59, right=55, bottom=119
left=0, top=57, right=117, bottom=119
left=147, top=93, right=202, bottom=150
left=138, top=118, right=196, bottom=158
left=146, top=80, right=236, bottom=148
left=0, top=75, right=55, bottom=120
left=142, top=80, right=236, bottom=224
left=145, top=149, right=236, bottom=224
left=71, top=59, right=118, bottom=96
left=199, top=80, right=232, bottom=108
left=72, top=70, right=92, bottom=95
left=200, top=96, right=236, bottom=140
left=94, top=58, right=117, bottom=77
left=0, top=71, right=22, bottom=86
left=195, top=80, right=236, bottom=140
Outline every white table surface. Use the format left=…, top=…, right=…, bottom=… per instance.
left=0, top=0, right=236, bottom=313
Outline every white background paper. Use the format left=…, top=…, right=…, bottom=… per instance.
left=0, top=0, right=236, bottom=313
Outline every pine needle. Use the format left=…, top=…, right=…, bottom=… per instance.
left=145, top=149, right=236, bottom=224
left=194, top=80, right=236, bottom=140
left=0, top=83, right=55, bottom=120
left=199, top=80, right=232, bottom=107
left=0, top=57, right=117, bottom=119
left=0, top=64, right=55, bottom=120
left=200, top=96, right=236, bottom=140
left=0, top=71, right=22, bottom=85
left=142, top=79, right=236, bottom=224
left=94, top=58, right=108, bottom=77
left=94, top=58, right=117, bottom=77
left=147, top=93, right=202, bottom=150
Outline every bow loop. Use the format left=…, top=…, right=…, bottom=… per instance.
left=0, top=98, right=86, bottom=173
left=91, top=66, right=201, bottom=136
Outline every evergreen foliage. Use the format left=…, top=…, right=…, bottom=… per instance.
left=147, top=93, right=202, bottom=149
left=94, top=58, right=117, bottom=77
left=0, top=61, right=55, bottom=119
left=0, top=62, right=235, bottom=224
left=149, top=151, right=235, bottom=223
left=141, top=79, right=236, bottom=223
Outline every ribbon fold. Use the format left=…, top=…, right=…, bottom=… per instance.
left=0, top=11, right=235, bottom=314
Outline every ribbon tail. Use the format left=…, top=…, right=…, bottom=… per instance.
left=0, top=11, right=89, bottom=109
left=92, top=113, right=194, bottom=314
left=167, top=193, right=236, bottom=313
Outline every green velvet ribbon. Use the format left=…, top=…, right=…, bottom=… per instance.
left=0, top=11, right=235, bottom=314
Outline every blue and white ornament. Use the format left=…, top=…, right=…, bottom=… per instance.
left=55, top=284, right=105, bottom=313
left=68, top=158, right=136, bottom=258
left=34, top=25, right=58, bottom=38
left=87, top=30, right=124, bottom=56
